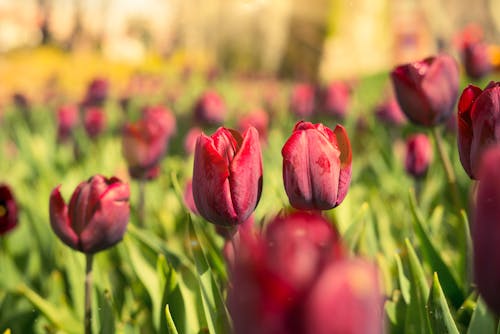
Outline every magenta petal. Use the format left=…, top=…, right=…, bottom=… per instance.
left=49, top=186, right=79, bottom=250
left=229, top=127, right=263, bottom=222
left=193, top=134, right=237, bottom=225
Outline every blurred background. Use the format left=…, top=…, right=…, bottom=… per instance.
left=0, top=0, right=499, bottom=101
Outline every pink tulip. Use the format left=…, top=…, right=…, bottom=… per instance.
left=56, top=105, right=79, bottom=142
left=83, top=107, right=106, bottom=139
left=193, top=90, right=227, bottom=125
left=320, top=81, right=351, bottom=119
left=405, top=133, right=433, bottom=178
left=290, top=83, right=316, bottom=118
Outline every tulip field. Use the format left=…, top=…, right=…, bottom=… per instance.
left=0, top=45, right=500, bottom=334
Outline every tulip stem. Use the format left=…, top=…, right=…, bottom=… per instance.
left=84, top=253, right=94, bottom=334
left=431, top=127, right=462, bottom=214
left=138, top=179, right=146, bottom=227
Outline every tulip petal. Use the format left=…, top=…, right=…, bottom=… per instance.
left=193, top=134, right=237, bottom=225
left=334, top=125, right=352, bottom=206
left=49, top=186, right=79, bottom=250
left=80, top=181, right=130, bottom=253
left=229, top=127, right=263, bottom=222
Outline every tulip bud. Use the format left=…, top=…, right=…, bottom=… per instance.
left=56, top=105, right=78, bottom=143
left=463, top=42, right=493, bottom=80
left=374, top=98, right=406, bottom=126
left=473, top=146, right=500, bottom=315
left=192, top=127, right=263, bottom=226
left=391, top=54, right=459, bottom=126
left=458, top=81, right=500, bottom=179
left=404, top=133, right=432, bottom=178
left=193, top=90, right=226, bottom=125
left=0, top=184, right=18, bottom=235
left=290, top=83, right=316, bottom=118
left=122, top=106, right=175, bottom=180
left=282, top=121, right=352, bottom=210
left=304, top=259, right=384, bottom=334
left=83, top=77, right=109, bottom=107
left=319, top=81, right=351, bottom=119
left=83, top=107, right=106, bottom=139
left=49, top=175, right=130, bottom=254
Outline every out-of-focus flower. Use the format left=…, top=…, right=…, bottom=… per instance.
left=83, top=107, right=106, bottom=139
left=49, top=175, right=130, bottom=254
left=405, top=133, right=432, bottom=178
left=237, top=109, right=269, bottom=143
left=319, top=81, right=350, bottom=119
left=290, top=83, right=316, bottom=118
left=192, top=127, right=263, bottom=227
left=82, top=77, right=109, bottom=107
left=183, top=178, right=198, bottom=215
left=457, top=81, right=500, bottom=179
left=0, top=184, right=18, bottom=235
left=391, top=54, right=459, bottom=126
left=184, top=127, right=203, bottom=156
left=462, top=42, right=493, bottom=80
left=374, top=98, right=406, bottom=126
left=282, top=121, right=352, bottom=210
left=473, top=146, right=500, bottom=316
left=193, top=90, right=227, bottom=125
left=56, top=105, right=79, bottom=143
left=141, top=105, right=176, bottom=139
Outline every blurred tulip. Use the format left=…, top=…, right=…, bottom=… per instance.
left=290, top=83, right=316, bottom=118
left=82, top=77, right=109, bottom=107
left=391, top=54, right=459, bottom=126
left=304, top=259, right=383, bottom=334
left=463, top=42, right=493, bottom=80
left=184, top=127, right=203, bottom=155
left=183, top=179, right=198, bottom=215
left=192, top=126, right=263, bottom=226
left=374, top=98, right=406, bottom=126
left=237, top=109, right=269, bottom=143
left=56, top=105, right=78, bottom=143
left=473, top=146, right=500, bottom=315
left=320, top=81, right=350, bottom=119
left=194, top=90, right=226, bottom=125
left=83, top=107, right=106, bottom=139
left=405, top=133, right=432, bottom=178
left=282, top=121, right=352, bottom=210
left=457, top=81, right=500, bottom=179
left=142, top=105, right=176, bottom=139
left=49, top=175, right=130, bottom=254
left=0, top=184, right=18, bottom=235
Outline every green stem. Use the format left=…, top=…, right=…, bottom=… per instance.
left=138, top=179, right=146, bottom=227
left=431, top=126, right=462, bottom=214
left=84, top=253, right=94, bottom=334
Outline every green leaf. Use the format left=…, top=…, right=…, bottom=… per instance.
left=342, top=202, right=369, bottom=252
left=15, top=283, right=80, bottom=334
left=187, top=216, right=232, bottom=334
left=96, top=288, right=116, bottom=334
left=404, top=239, right=431, bottom=334
left=427, top=272, right=460, bottom=334
left=467, top=297, right=497, bottom=334
left=408, top=189, right=464, bottom=309
left=395, top=253, right=410, bottom=304
left=166, top=305, right=180, bottom=334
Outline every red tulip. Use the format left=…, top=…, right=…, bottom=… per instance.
left=193, top=90, right=226, bottom=125
left=304, top=259, right=384, bottom=334
left=320, top=81, right=350, bottom=119
left=57, top=105, right=78, bottom=142
left=182, top=179, right=198, bottom=215
left=282, top=121, right=352, bottom=210
left=405, top=133, right=432, bottom=178
left=391, top=54, right=459, bottom=126
left=122, top=106, right=175, bottom=179
left=49, top=175, right=130, bottom=254
left=473, top=146, right=500, bottom=315
left=82, top=77, right=109, bottom=107
left=457, top=81, right=500, bottom=179
left=463, top=42, right=493, bottom=80
left=0, top=184, right=18, bottom=235
left=83, top=107, right=106, bottom=139
left=192, top=126, right=262, bottom=226
left=290, top=83, right=316, bottom=118
left=374, top=98, right=406, bottom=126
left=184, top=127, right=203, bottom=156
left=237, top=109, right=269, bottom=143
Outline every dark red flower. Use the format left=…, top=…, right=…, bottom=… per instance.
left=83, top=107, right=106, bottom=139
left=56, top=105, right=79, bottom=143
left=193, top=90, right=227, bottom=125
left=49, top=175, right=130, bottom=254
left=82, top=77, right=109, bottom=107
left=405, top=133, right=432, bottom=178
left=0, top=184, right=18, bottom=235
left=374, top=98, right=406, bottom=126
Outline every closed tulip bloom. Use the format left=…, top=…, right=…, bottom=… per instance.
left=391, top=54, right=459, bottom=126
left=83, top=107, right=106, bottom=139
left=0, top=184, right=18, bottom=235
left=57, top=105, right=78, bottom=142
left=194, top=90, right=226, bottom=125
left=83, top=77, right=109, bottom=107
left=375, top=98, right=406, bottom=126
left=142, top=105, right=176, bottom=139
left=304, top=259, right=383, bottom=334
left=320, top=81, right=351, bottom=119
left=290, top=83, right=316, bottom=118
left=49, top=175, right=130, bottom=254
left=192, top=126, right=263, bottom=226
left=457, top=81, right=500, bottom=179
left=282, top=121, right=352, bottom=211
left=405, top=134, right=432, bottom=178
left=463, top=42, right=493, bottom=80
left=473, top=146, right=500, bottom=315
